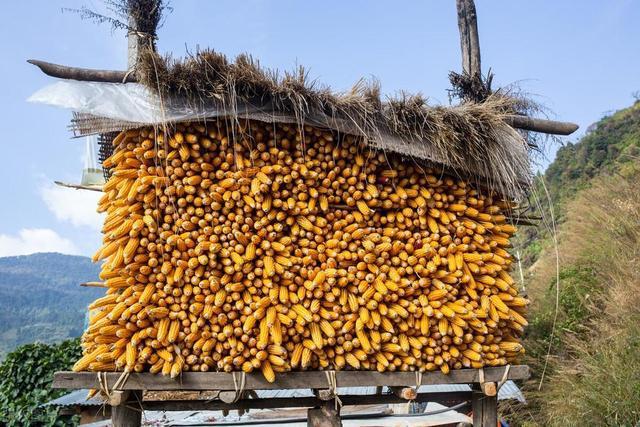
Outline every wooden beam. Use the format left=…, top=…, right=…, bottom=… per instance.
left=27, top=60, right=135, bottom=83
left=52, top=366, right=530, bottom=391
left=29, top=59, right=577, bottom=136
left=506, top=115, right=579, bottom=135
left=140, top=391, right=471, bottom=411
left=456, top=0, right=481, bottom=78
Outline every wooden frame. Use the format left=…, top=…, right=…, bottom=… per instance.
left=52, top=366, right=529, bottom=427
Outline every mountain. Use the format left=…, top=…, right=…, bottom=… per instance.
left=0, top=253, right=102, bottom=358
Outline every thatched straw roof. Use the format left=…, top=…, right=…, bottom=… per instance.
left=130, top=49, right=532, bottom=198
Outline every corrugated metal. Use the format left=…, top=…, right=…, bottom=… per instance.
left=42, top=389, right=104, bottom=407
left=497, top=380, right=526, bottom=403
left=255, top=386, right=378, bottom=398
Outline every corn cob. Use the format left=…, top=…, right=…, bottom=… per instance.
left=77, top=121, right=526, bottom=381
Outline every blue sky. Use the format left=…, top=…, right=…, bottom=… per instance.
left=0, top=0, right=638, bottom=257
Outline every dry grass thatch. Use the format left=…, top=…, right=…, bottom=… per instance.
left=136, top=49, right=533, bottom=199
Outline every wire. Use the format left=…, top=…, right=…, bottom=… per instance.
left=537, top=175, right=560, bottom=390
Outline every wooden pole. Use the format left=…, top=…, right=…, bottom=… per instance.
left=111, top=391, right=142, bottom=427
left=308, top=399, right=342, bottom=427
left=506, top=115, right=579, bottom=135
left=27, top=60, right=133, bottom=83
left=456, top=0, right=482, bottom=78
left=471, top=385, right=498, bottom=427
left=127, top=15, right=139, bottom=71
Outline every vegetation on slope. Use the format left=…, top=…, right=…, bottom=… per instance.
left=504, top=101, right=640, bottom=425
left=518, top=101, right=640, bottom=266
left=0, top=253, right=101, bottom=357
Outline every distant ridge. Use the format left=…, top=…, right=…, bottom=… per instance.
left=0, top=252, right=101, bottom=358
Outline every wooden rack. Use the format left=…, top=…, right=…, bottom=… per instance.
left=52, top=365, right=529, bottom=427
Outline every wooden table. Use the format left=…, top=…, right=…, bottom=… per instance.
left=52, top=365, right=529, bottom=427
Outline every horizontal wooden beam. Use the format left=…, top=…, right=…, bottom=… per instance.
left=139, top=391, right=471, bottom=411
left=29, top=59, right=576, bottom=137
left=28, top=59, right=135, bottom=83
left=505, top=115, right=579, bottom=136
left=28, top=59, right=577, bottom=136
left=52, top=366, right=529, bottom=391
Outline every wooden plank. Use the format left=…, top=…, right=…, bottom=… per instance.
left=140, top=391, right=471, bottom=411
left=472, top=386, right=497, bottom=427
left=52, top=366, right=529, bottom=391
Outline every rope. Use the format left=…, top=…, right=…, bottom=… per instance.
left=324, top=371, right=342, bottom=410
left=113, top=371, right=130, bottom=391
left=231, top=371, right=247, bottom=403
left=96, top=371, right=134, bottom=408
left=412, top=370, right=423, bottom=403
left=97, top=372, right=109, bottom=400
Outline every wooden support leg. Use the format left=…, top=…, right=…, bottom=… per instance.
left=307, top=399, right=341, bottom=427
left=472, top=385, right=497, bottom=427
left=111, top=391, right=142, bottom=427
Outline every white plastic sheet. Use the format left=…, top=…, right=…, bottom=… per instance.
left=28, top=80, right=204, bottom=124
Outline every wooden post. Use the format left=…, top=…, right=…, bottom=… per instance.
left=127, top=15, right=139, bottom=71
left=472, top=385, right=497, bottom=427
left=126, top=2, right=157, bottom=71
left=111, top=391, right=142, bottom=427
left=389, top=386, right=418, bottom=400
left=456, top=0, right=482, bottom=78
left=307, top=399, right=342, bottom=427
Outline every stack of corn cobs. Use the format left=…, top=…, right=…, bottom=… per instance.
left=75, top=120, right=528, bottom=382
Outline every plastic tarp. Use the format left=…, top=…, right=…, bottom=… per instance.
left=28, top=80, right=204, bottom=124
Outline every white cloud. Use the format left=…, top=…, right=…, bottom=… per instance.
left=0, top=228, right=79, bottom=257
left=40, top=183, right=103, bottom=230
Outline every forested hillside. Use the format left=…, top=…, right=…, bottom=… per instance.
left=506, top=100, right=640, bottom=426
left=0, top=253, right=101, bottom=357
left=545, top=101, right=640, bottom=208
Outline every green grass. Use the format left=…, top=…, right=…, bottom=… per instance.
left=507, top=168, right=640, bottom=426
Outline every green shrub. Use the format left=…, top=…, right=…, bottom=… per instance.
left=0, top=339, right=81, bottom=426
